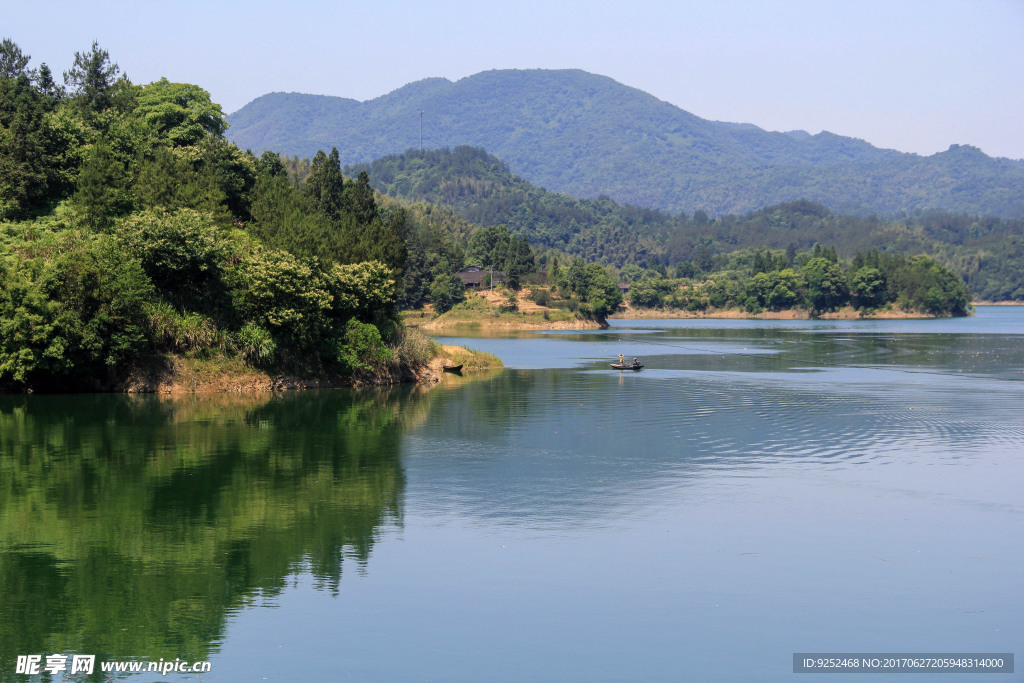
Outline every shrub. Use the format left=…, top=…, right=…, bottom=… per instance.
left=336, top=319, right=394, bottom=373
left=235, top=323, right=276, bottom=364
left=500, top=292, right=518, bottom=312
left=394, top=327, right=438, bottom=366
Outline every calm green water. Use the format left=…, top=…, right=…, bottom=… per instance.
left=1, top=307, right=1021, bottom=681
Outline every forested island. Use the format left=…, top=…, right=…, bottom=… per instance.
left=0, top=41, right=984, bottom=392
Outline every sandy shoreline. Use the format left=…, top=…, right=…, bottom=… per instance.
left=418, top=316, right=604, bottom=331
left=609, top=304, right=947, bottom=320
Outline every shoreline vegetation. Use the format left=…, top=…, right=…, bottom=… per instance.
left=2, top=336, right=503, bottom=395
left=0, top=42, right=988, bottom=394
left=410, top=290, right=968, bottom=333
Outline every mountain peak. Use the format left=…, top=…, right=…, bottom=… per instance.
left=227, top=69, right=1024, bottom=219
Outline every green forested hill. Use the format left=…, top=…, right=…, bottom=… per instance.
left=227, top=69, right=1024, bottom=219
left=347, top=147, right=1024, bottom=301
left=0, top=40, right=427, bottom=391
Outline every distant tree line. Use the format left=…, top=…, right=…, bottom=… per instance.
left=620, top=244, right=971, bottom=317
left=348, top=148, right=1023, bottom=302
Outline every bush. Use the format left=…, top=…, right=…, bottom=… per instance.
left=235, top=323, right=276, bottom=364
left=686, top=298, right=708, bottom=312
left=117, top=209, right=228, bottom=310
left=336, top=319, right=394, bottom=373
left=530, top=288, right=551, bottom=307
left=146, top=302, right=218, bottom=352
left=226, top=245, right=332, bottom=350
left=394, top=327, right=438, bottom=366
left=500, top=292, right=518, bottom=312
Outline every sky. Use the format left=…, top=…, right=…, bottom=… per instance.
left=7, top=0, right=1024, bottom=159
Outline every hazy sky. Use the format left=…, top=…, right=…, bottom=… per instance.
left=7, top=0, right=1024, bottom=159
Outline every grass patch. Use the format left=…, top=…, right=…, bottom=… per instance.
left=440, top=345, right=504, bottom=370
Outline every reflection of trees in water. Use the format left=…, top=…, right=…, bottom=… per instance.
left=418, top=369, right=535, bottom=439
left=0, top=388, right=424, bottom=668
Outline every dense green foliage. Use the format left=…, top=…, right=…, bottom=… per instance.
left=555, top=260, right=623, bottom=319
left=349, top=147, right=1024, bottom=301
left=619, top=245, right=971, bottom=317
left=467, top=224, right=535, bottom=288
left=227, top=69, right=1024, bottom=219
left=0, top=41, right=417, bottom=391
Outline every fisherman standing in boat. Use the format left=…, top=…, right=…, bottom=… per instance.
left=619, top=354, right=625, bottom=366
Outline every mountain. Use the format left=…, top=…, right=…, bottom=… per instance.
left=227, top=69, right=1024, bottom=219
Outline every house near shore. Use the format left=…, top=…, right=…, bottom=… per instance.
left=457, top=265, right=506, bottom=289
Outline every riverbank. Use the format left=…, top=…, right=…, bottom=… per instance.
left=117, top=343, right=502, bottom=394
left=2, top=337, right=503, bottom=395
left=610, top=303, right=957, bottom=320
left=409, top=289, right=606, bottom=331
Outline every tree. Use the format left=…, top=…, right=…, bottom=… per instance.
left=73, top=140, right=133, bottom=229
left=255, top=150, right=286, bottom=179
left=469, top=224, right=512, bottom=266
left=0, top=236, right=154, bottom=383
left=249, top=173, right=327, bottom=257
left=429, top=273, right=466, bottom=313
left=580, top=263, right=623, bottom=318
left=117, top=209, right=228, bottom=311
left=766, top=268, right=802, bottom=310
left=193, top=136, right=256, bottom=219
left=0, top=45, right=76, bottom=219
left=328, top=260, right=397, bottom=322
left=849, top=267, right=886, bottom=309
left=502, top=236, right=535, bottom=288
left=558, top=258, right=585, bottom=297
left=629, top=279, right=662, bottom=308
left=0, top=71, right=52, bottom=218
left=802, top=257, right=848, bottom=312
left=304, top=148, right=345, bottom=221
left=63, top=41, right=122, bottom=114
left=343, top=170, right=376, bottom=226
left=0, top=38, right=30, bottom=79
left=134, top=78, right=226, bottom=147
left=226, top=245, right=333, bottom=352
left=35, top=63, right=63, bottom=100
left=133, top=145, right=229, bottom=219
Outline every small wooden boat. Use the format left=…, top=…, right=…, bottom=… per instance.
left=610, top=363, right=643, bottom=370
left=443, top=364, right=464, bottom=373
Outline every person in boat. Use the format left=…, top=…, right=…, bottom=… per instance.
left=619, top=354, right=625, bottom=366
left=633, top=358, right=640, bottom=367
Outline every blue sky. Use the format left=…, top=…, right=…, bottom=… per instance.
left=8, top=0, right=1024, bottom=159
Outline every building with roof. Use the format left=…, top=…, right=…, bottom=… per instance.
left=457, top=265, right=505, bottom=289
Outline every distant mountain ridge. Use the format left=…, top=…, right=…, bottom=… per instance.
left=344, top=146, right=1024, bottom=302
left=227, top=69, right=1024, bottom=219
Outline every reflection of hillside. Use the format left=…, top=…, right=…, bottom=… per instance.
left=0, top=389, right=419, bottom=670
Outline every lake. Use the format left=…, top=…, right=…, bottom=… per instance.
left=1, top=307, right=1021, bottom=681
